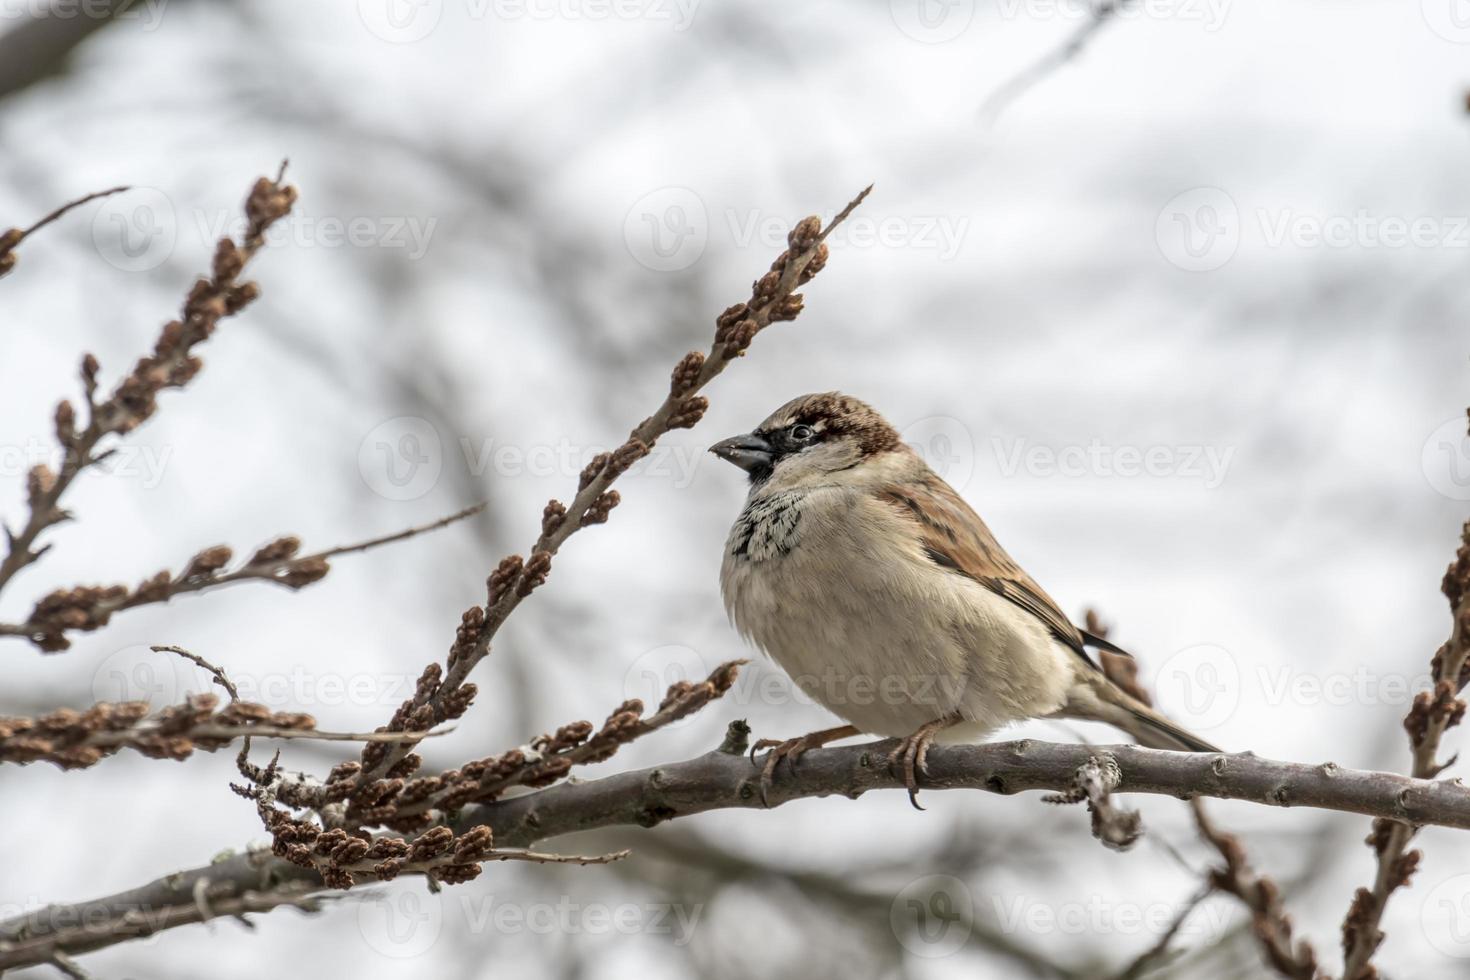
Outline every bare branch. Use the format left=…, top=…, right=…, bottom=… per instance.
left=8, top=738, right=1470, bottom=971
left=977, top=1, right=1126, bottom=127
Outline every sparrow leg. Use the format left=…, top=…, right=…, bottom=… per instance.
left=750, top=724, right=860, bottom=806
left=887, top=712, right=964, bottom=810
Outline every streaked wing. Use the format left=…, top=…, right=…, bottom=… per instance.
left=877, top=471, right=1099, bottom=671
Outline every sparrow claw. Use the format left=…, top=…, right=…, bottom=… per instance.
left=887, top=714, right=962, bottom=810
left=748, top=725, right=860, bottom=807
left=752, top=736, right=810, bottom=807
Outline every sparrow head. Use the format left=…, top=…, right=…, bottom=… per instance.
left=709, top=392, right=904, bottom=487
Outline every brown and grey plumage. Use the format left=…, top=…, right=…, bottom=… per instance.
left=712, top=392, right=1220, bottom=806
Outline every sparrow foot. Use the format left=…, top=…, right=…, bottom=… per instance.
left=749, top=724, right=860, bottom=806
left=886, top=713, right=964, bottom=810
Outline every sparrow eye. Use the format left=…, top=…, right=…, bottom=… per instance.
left=789, top=423, right=815, bottom=443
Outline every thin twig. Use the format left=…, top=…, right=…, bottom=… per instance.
left=977, top=0, right=1126, bottom=128
left=1110, top=883, right=1212, bottom=980
left=0, top=186, right=130, bottom=279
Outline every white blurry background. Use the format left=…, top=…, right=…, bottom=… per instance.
left=1, top=0, right=1467, bottom=977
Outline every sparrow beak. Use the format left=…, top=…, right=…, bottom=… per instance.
left=709, top=431, right=775, bottom=474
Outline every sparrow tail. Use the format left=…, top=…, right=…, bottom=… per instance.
left=1058, top=670, right=1222, bottom=754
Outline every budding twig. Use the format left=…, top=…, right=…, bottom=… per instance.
left=0, top=503, right=486, bottom=652
left=1340, top=502, right=1470, bottom=979
left=0, top=169, right=297, bottom=599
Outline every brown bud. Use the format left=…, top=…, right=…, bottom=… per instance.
left=714, top=303, right=749, bottom=343
left=54, top=400, right=76, bottom=445
left=212, top=238, right=244, bottom=282
left=487, top=554, right=524, bottom=605
left=669, top=351, right=706, bottom=396
left=249, top=536, right=302, bottom=565
left=770, top=294, right=804, bottom=322
left=516, top=551, right=552, bottom=597
left=225, top=281, right=260, bottom=313
left=799, top=243, right=830, bottom=283
left=579, top=453, right=609, bottom=491
left=183, top=545, right=233, bottom=578
left=667, top=396, right=708, bottom=430
left=541, top=499, right=567, bottom=538
left=607, top=439, right=649, bottom=478
left=787, top=215, right=822, bottom=250
left=80, top=353, right=100, bottom=390
left=279, top=556, right=330, bottom=588
left=25, top=464, right=56, bottom=504
left=721, top=319, right=759, bottom=359
left=753, top=269, right=782, bottom=303
left=581, top=490, right=621, bottom=527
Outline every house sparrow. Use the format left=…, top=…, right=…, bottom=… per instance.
left=712, top=392, right=1220, bottom=807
